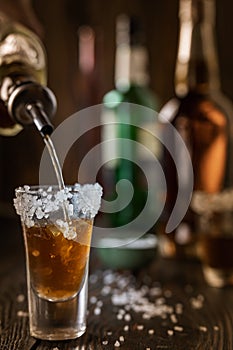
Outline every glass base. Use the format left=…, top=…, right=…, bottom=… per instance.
left=31, top=325, right=86, bottom=341
left=202, top=265, right=233, bottom=288
left=28, top=269, right=88, bottom=340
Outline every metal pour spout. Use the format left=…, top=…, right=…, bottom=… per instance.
left=7, top=81, right=56, bottom=136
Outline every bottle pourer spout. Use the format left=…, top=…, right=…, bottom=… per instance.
left=7, top=81, right=56, bottom=136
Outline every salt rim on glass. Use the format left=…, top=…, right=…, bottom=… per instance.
left=13, top=183, right=103, bottom=240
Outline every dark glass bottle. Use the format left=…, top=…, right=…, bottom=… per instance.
left=158, top=0, right=233, bottom=259
left=101, top=14, right=160, bottom=233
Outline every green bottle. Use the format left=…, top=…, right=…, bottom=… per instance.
left=101, top=14, right=160, bottom=235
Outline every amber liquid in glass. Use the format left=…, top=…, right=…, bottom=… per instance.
left=24, top=219, right=93, bottom=301
left=199, top=235, right=233, bottom=270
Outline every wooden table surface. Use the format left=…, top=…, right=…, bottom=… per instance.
left=0, top=216, right=233, bottom=350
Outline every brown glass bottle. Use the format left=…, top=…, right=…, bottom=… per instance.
left=158, top=0, right=233, bottom=259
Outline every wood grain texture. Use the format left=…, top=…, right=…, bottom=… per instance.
left=0, top=218, right=233, bottom=349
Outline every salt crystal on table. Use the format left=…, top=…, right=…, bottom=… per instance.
left=199, top=325, right=207, bottom=332
left=118, top=308, right=125, bottom=315
left=101, top=285, right=111, bottom=295
left=114, top=340, right=121, bottom=347
left=90, top=296, right=97, bottom=304
left=97, top=300, right=103, bottom=307
left=104, top=272, right=115, bottom=285
left=156, top=297, right=166, bottom=305
left=137, top=325, right=144, bottom=330
left=174, top=326, right=183, bottom=332
left=149, top=287, right=162, bottom=296
left=167, top=329, right=174, bottom=336
left=124, top=314, right=131, bottom=322
left=94, top=307, right=101, bottom=315
left=170, top=313, right=178, bottom=323
left=190, top=296, right=204, bottom=309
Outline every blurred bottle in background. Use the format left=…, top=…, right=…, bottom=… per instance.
left=76, top=25, right=101, bottom=108
left=100, top=14, right=160, bottom=233
left=158, top=0, right=233, bottom=260
left=63, top=25, right=104, bottom=185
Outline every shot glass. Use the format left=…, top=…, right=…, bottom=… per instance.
left=14, top=183, right=102, bottom=340
left=192, top=190, right=233, bottom=288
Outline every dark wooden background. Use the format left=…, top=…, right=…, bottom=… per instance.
left=0, top=0, right=233, bottom=214
left=1, top=2, right=233, bottom=348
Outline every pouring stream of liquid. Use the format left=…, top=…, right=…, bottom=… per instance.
left=43, top=134, right=65, bottom=190
left=43, top=134, right=70, bottom=223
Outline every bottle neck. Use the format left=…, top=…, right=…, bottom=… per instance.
left=114, top=14, right=149, bottom=90
left=175, top=0, right=220, bottom=96
left=115, top=44, right=149, bottom=90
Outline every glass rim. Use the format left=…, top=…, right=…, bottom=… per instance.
left=14, top=183, right=103, bottom=225
left=15, top=183, right=101, bottom=195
